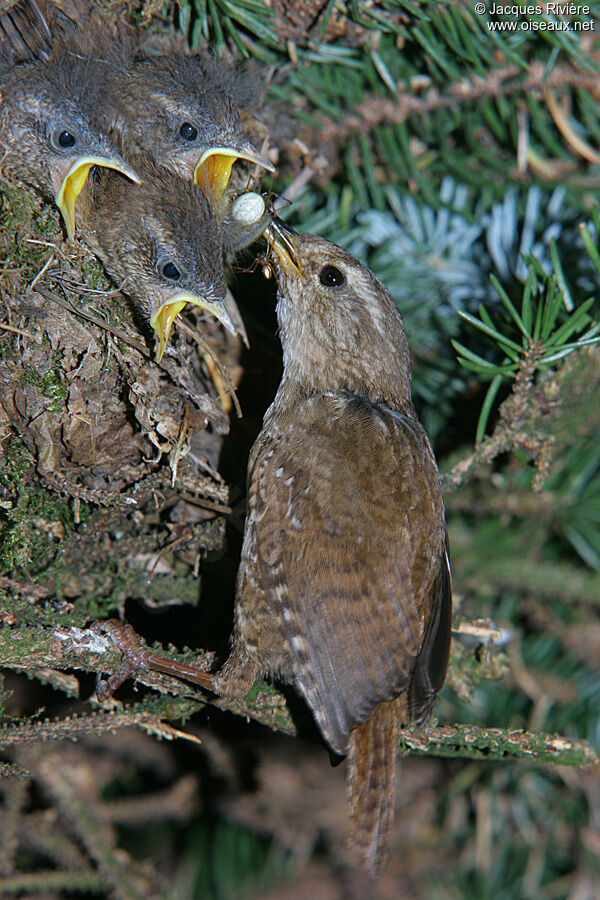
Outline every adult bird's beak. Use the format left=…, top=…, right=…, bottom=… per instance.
left=55, top=156, right=141, bottom=241
left=265, top=218, right=302, bottom=274
left=194, top=145, right=275, bottom=209
left=150, top=291, right=237, bottom=363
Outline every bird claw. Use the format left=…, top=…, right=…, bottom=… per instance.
left=95, top=619, right=154, bottom=700
left=95, top=618, right=214, bottom=699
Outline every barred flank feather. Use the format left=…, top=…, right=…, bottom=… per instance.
left=347, top=697, right=401, bottom=877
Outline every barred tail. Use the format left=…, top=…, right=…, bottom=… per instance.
left=346, top=697, right=401, bottom=877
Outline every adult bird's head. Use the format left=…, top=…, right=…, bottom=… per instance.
left=266, top=219, right=412, bottom=410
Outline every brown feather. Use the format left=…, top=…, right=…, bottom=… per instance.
left=347, top=697, right=401, bottom=877
left=0, top=0, right=87, bottom=62
left=246, top=391, right=444, bottom=753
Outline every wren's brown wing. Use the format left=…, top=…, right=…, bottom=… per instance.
left=407, top=535, right=451, bottom=725
left=251, top=392, right=448, bottom=755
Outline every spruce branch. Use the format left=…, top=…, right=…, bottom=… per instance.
left=320, top=61, right=600, bottom=143
left=443, top=340, right=546, bottom=492
left=33, top=749, right=169, bottom=900
left=398, top=724, right=598, bottom=767
left=0, top=704, right=203, bottom=749
left=17, top=811, right=90, bottom=872
left=2, top=674, right=596, bottom=769
left=0, top=778, right=28, bottom=877
left=1, top=617, right=596, bottom=768
left=97, top=774, right=199, bottom=827
left=445, top=229, right=600, bottom=491
left=453, top=550, right=600, bottom=609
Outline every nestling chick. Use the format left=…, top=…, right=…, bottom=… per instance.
left=77, top=157, right=235, bottom=361
left=213, top=221, right=452, bottom=876
left=0, top=33, right=139, bottom=240
left=105, top=52, right=274, bottom=227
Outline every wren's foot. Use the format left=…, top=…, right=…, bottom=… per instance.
left=95, top=619, right=215, bottom=700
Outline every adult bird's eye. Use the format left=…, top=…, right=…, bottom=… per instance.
left=162, top=262, right=181, bottom=280
left=57, top=130, right=76, bottom=148
left=319, top=265, right=346, bottom=287
left=179, top=122, right=198, bottom=141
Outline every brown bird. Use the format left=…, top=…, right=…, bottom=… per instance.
left=0, top=37, right=139, bottom=239
left=212, top=221, right=452, bottom=874
left=77, top=157, right=235, bottom=361
left=104, top=51, right=275, bottom=227
left=96, top=221, right=451, bottom=876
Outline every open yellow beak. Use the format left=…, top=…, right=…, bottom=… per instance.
left=55, top=157, right=141, bottom=241
left=150, top=291, right=236, bottom=363
left=265, top=219, right=302, bottom=274
left=194, top=146, right=275, bottom=208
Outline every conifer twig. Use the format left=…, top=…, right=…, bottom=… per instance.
left=442, top=342, right=546, bottom=492
left=398, top=724, right=598, bottom=768
left=322, top=62, right=600, bottom=142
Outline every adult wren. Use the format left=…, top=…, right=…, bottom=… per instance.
left=214, top=220, right=452, bottom=874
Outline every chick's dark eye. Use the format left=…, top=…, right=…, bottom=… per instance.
left=162, top=262, right=181, bottom=280
left=58, top=130, right=76, bottom=148
left=179, top=122, right=198, bottom=141
left=319, top=265, right=346, bottom=287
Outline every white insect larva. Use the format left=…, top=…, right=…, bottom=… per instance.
left=231, top=192, right=266, bottom=226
